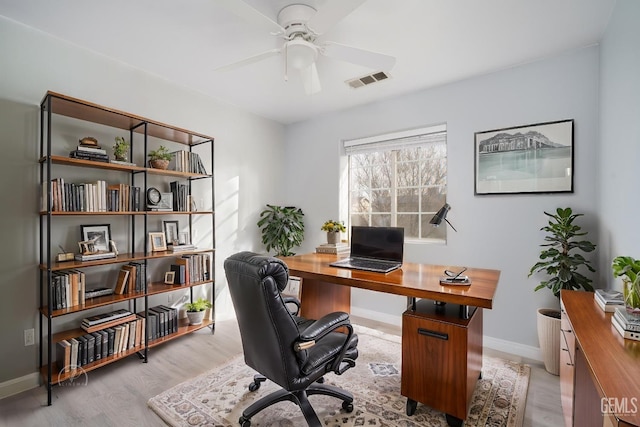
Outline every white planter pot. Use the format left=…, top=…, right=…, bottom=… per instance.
left=187, top=310, right=205, bottom=325
left=537, top=308, right=561, bottom=376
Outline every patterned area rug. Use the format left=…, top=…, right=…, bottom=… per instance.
left=148, top=325, right=529, bottom=427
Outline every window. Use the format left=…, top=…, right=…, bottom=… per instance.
left=345, top=124, right=447, bottom=241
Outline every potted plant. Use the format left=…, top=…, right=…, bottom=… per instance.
left=257, top=205, right=305, bottom=257
left=528, top=207, right=596, bottom=375
left=612, top=256, right=640, bottom=317
left=321, top=220, right=346, bottom=244
left=185, top=297, right=212, bottom=325
left=147, top=145, right=172, bottom=169
left=112, top=136, right=130, bottom=161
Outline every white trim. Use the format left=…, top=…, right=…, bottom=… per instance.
left=0, top=371, right=39, bottom=400
left=351, top=308, right=543, bottom=361
left=343, top=123, right=446, bottom=148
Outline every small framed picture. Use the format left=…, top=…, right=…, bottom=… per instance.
left=178, top=231, right=190, bottom=245
left=149, top=232, right=167, bottom=252
left=163, top=220, right=179, bottom=246
left=164, top=271, right=175, bottom=285
left=81, top=224, right=111, bottom=252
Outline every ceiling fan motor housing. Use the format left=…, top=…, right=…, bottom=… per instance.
left=277, top=4, right=316, bottom=39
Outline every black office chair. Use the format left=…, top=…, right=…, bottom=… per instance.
left=224, top=251, right=359, bottom=427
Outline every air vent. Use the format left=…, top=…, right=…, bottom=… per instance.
left=346, top=71, right=391, bottom=89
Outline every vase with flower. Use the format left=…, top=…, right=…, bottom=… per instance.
left=321, top=220, right=346, bottom=245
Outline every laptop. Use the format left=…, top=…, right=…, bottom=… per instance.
left=330, top=226, right=404, bottom=273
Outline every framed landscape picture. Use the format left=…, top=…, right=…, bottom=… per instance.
left=80, top=224, right=111, bottom=252
left=474, top=119, right=574, bottom=195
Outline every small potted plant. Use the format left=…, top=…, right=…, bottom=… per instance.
left=612, top=256, right=640, bottom=317
left=112, top=136, right=130, bottom=162
left=184, top=297, right=212, bottom=325
left=147, top=145, right=172, bottom=169
left=321, top=220, right=346, bottom=245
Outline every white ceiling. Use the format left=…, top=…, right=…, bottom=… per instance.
left=0, top=0, right=615, bottom=124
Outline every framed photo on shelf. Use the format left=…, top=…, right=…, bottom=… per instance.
left=164, top=271, right=175, bottom=285
left=178, top=231, right=190, bottom=245
left=80, top=224, right=111, bottom=252
left=149, top=232, right=167, bottom=252
left=163, top=220, right=179, bottom=245
left=474, top=119, right=574, bottom=195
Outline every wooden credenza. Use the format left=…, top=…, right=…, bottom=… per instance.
left=561, top=291, right=640, bottom=427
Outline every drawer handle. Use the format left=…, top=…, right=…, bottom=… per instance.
left=418, top=328, right=448, bottom=340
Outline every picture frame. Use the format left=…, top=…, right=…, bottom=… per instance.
left=80, top=224, right=111, bottom=252
left=164, top=271, right=175, bottom=285
left=163, top=220, right=179, bottom=245
left=178, top=231, right=190, bottom=246
left=474, top=119, right=574, bottom=195
left=149, top=232, right=167, bottom=252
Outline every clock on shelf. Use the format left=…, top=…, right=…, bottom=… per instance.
left=146, top=187, right=173, bottom=211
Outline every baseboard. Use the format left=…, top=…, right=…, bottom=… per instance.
left=0, top=371, right=39, bottom=400
left=483, top=336, right=542, bottom=362
left=351, top=306, right=402, bottom=327
left=351, top=308, right=543, bottom=362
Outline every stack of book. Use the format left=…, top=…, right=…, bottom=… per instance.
left=611, top=307, right=640, bottom=341
left=70, top=139, right=109, bottom=162
left=316, top=242, right=350, bottom=256
left=167, top=244, right=197, bottom=253
left=594, top=288, right=625, bottom=312
left=81, top=309, right=135, bottom=333
left=75, top=251, right=117, bottom=262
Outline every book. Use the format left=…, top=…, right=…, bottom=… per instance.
left=612, top=314, right=640, bottom=341
left=109, top=159, right=137, bottom=166
left=74, top=251, right=116, bottom=262
left=113, top=269, right=130, bottom=295
left=56, top=340, right=71, bottom=372
left=594, top=289, right=625, bottom=312
left=316, top=243, right=350, bottom=255
left=613, top=307, right=640, bottom=331
left=76, top=145, right=107, bottom=155
left=121, top=264, right=137, bottom=294
left=69, top=338, right=79, bottom=373
left=167, top=244, right=197, bottom=252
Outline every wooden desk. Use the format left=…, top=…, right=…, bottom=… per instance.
left=561, top=291, right=640, bottom=427
left=281, top=253, right=500, bottom=426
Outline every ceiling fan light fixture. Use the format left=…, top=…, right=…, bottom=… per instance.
left=286, top=38, right=318, bottom=70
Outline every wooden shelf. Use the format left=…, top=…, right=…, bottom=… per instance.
left=39, top=210, right=146, bottom=216
left=43, top=91, right=214, bottom=145
left=41, top=318, right=213, bottom=385
left=41, top=155, right=210, bottom=179
left=40, top=253, right=148, bottom=271
left=40, top=290, right=145, bottom=318
left=146, top=280, right=214, bottom=296
left=146, top=210, right=214, bottom=215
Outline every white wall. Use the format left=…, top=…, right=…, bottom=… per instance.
left=0, top=17, right=285, bottom=385
left=598, top=0, right=640, bottom=282
left=285, top=46, right=601, bottom=351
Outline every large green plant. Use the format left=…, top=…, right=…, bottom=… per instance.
left=528, top=207, right=596, bottom=298
left=257, top=205, right=305, bottom=257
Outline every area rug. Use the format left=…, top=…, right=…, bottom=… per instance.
left=148, top=325, right=530, bottom=427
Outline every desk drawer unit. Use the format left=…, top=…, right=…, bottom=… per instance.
left=401, top=299, right=483, bottom=424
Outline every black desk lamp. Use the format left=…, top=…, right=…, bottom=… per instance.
left=429, top=203, right=457, bottom=232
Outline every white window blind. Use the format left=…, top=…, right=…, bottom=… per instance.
left=343, top=124, right=446, bottom=155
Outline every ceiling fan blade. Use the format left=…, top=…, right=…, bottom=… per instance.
left=321, top=41, right=396, bottom=71
left=300, top=62, right=321, bottom=95
left=306, top=0, right=367, bottom=35
left=217, top=0, right=285, bottom=34
left=215, top=48, right=281, bottom=72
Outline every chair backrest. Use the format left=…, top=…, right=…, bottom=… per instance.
left=224, top=251, right=304, bottom=389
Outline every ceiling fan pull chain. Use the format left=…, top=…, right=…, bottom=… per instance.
left=284, top=43, right=289, bottom=82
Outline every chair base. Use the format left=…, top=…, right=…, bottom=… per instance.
left=240, top=382, right=354, bottom=427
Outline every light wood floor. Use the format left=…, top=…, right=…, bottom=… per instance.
left=0, top=316, right=563, bottom=427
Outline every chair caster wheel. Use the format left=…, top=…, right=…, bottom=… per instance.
left=248, top=382, right=260, bottom=392
left=406, top=398, right=417, bottom=416
left=239, top=416, right=251, bottom=427
left=342, top=401, right=354, bottom=413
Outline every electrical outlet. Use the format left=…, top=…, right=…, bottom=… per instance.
left=24, top=328, right=35, bottom=346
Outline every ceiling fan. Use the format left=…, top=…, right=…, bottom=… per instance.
left=216, top=0, right=396, bottom=95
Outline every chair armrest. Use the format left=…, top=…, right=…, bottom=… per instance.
left=282, top=296, right=301, bottom=315
left=299, top=312, right=350, bottom=342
